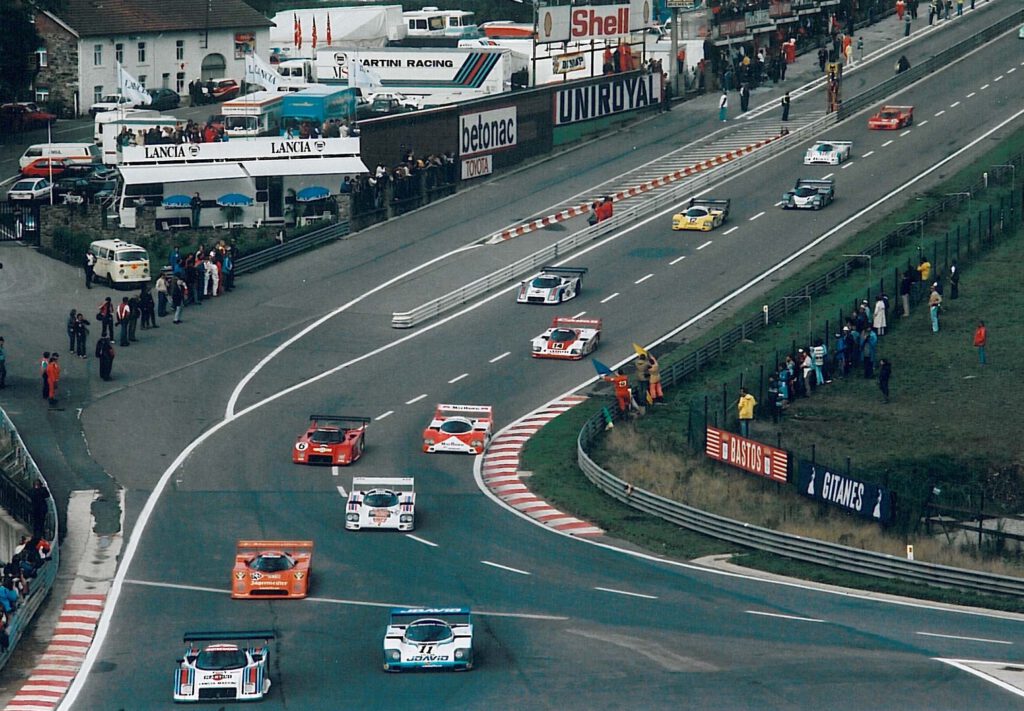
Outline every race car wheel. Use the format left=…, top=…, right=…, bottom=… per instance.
left=907, top=115, right=913, bottom=126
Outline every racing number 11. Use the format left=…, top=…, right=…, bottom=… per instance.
left=418, top=645, right=435, bottom=654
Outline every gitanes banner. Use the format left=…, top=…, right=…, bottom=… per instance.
left=554, top=72, right=661, bottom=126
left=705, top=426, right=789, bottom=483
left=538, top=0, right=650, bottom=44
left=796, top=460, right=894, bottom=525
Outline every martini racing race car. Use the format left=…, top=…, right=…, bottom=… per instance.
left=532, top=317, right=602, bottom=360
left=781, top=178, right=835, bottom=210
left=671, top=198, right=730, bottom=231
left=868, top=104, right=914, bottom=130
left=231, top=540, right=313, bottom=599
left=803, top=140, right=852, bottom=165
left=346, top=477, right=416, bottom=531
left=173, top=630, right=273, bottom=702
left=516, top=266, right=587, bottom=304
left=292, top=414, right=370, bottom=465
left=383, top=608, right=473, bottom=672
left=422, top=404, right=493, bottom=455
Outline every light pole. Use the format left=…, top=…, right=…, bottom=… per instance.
left=843, top=253, right=872, bottom=289
left=782, top=294, right=812, bottom=339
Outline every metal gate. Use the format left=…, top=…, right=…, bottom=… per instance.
left=0, top=202, right=40, bottom=243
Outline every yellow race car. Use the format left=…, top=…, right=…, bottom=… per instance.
left=672, top=198, right=730, bottom=231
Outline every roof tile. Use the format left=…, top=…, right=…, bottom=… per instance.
left=56, top=0, right=273, bottom=37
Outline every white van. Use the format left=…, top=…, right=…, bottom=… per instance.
left=19, top=143, right=99, bottom=169
left=89, top=239, right=150, bottom=286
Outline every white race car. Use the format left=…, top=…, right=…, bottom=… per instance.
left=531, top=317, right=602, bottom=360
left=803, top=140, right=852, bottom=165
left=422, top=404, right=493, bottom=455
left=515, top=266, right=587, bottom=304
left=174, top=631, right=273, bottom=703
left=781, top=179, right=835, bottom=210
left=383, top=608, right=473, bottom=672
left=346, top=477, right=415, bottom=531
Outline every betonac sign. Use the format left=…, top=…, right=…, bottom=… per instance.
left=538, top=0, right=650, bottom=44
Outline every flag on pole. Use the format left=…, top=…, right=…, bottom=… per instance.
left=312, top=18, right=318, bottom=49
left=631, top=343, right=648, bottom=357
left=294, top=14, right=302, bottom=50
left=117, top=62, right=152, bottom=105
left=592, top=359, right=614, bottom=377
left=326, top=15, right=332, bottom=45
left=244, top=52, right=279, bottom=90
left=347, top=55, right=382, bottom=90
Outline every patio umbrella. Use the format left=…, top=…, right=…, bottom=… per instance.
left=216, top=193, right=254, bottom=207
left=162, top=194, right=192, bottom=209
left=296, top=186, right=330, bottom=202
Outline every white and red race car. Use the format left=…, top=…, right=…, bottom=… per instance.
left=346, top=477, right=416, bottom=531
left=422, top=404, right=493, bottom=455
left=173, top=631, right=273, bottom=703
left=531, top=317, right=602, bottom=360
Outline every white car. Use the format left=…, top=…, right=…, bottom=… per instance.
left=89, top=94, right=137, bottom=116
left=383, top=608, right=473, bottom=672
left=7, top=177, right=52, bottom=202
left=173, top=631, right=273, bottom=703
left=531, top=317, right=602, bottom=360
left=516, top=266, right=586, bottom=304
left=803, top=140, right=852, bottom=165
left=346, top=477, right=415, bottom=531
left=422, top=404, right=493, bottom=455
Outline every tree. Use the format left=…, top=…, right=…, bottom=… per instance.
left=0, top=0, right=42, bottom=103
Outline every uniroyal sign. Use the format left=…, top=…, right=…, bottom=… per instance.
left=554, top=72, right=661, bottom=126
left=538, top=0, right=650, bottom=44
left=459, top=106, right=517, bottom=157
left=705, top=426, right=789, bottom=483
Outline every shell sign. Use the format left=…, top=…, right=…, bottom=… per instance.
left=538, top=0, right=648, bottom=44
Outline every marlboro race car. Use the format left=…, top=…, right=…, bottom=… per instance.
left=671, top=198, right=730, bottom=231
left=868, top=105, right=913, bottom=130
left=383, top=608, right=473, bottom=672
left=531, top=317, right=602, bottom=360
left=231, top=540, right=313, bottom=599
left=292, top=415, right=370, bottom=465
left=803, top=140, right=852, bottom=165
left=173, top=630, right=273, bottom=702
left=515, top=266, right=587, bottom=304
left=346, top=477, right=416, bottom=531
left=422, top=404, right=493, bottom=455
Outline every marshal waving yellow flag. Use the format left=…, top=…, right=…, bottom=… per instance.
left=631, top=343, right=648, bottom=357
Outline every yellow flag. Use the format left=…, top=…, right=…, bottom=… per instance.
left=632, top=343, right=648, bottom=357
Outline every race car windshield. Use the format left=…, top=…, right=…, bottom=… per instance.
left=249, top=554, right=295, bottom=572
left=196, top=649, right=248, bottom=670
left=364, top=492, right=398, bottom=507
left=405, top=622, right=453, bottom=644
left=311, top=429, right=342, bottom=444
left=531, top=276, right=561, bottom=289
left=684, top=208, right=707, bottom=217
left=439, top=419, right=473, bottom=434
left=816, top=145, right=833, bottom=152
left=880, top=112, right=898, bottom=119
left=794, top=187, right=817, bottom=197
left=549, top=328, right=577, bottom=343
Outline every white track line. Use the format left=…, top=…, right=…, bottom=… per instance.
left=966, top=92, right=976, bottom=98
left=917, top=120, right=928, bottom=126
left=980, top=83, right=990, bottom=90
left=601, top=292, right=619, bottom=303
left=332, top=466, right=340, bottom=478
left=336, top=484, right=347, bottom=497
left=917, top=631, right=1012, bottom=645
left=882, top=139, right=894, bottom=146
left=748, top=211, right=765, bottom=221
left=994, top=76, right=1003, bottom=82
left=634, top=273, right=653, bottom=284
left=936, top=659, right=1024, bottom=699
left=375, top=410, right=393, bottom=421
left=723, top=226, right=739, bottom=235
left=862, top=150, right=875, bottom=157
left=669, top=255, right=686, bottom=264
left=595, top=586, right=658, bottom=600
left=406, top=534, right=438, bottom=547
left=820, top=174, right=834, bottom=180
left=571, top=310, right=587, bottom=318
left=746, top=610, right=825, bottom=623
left=934, top=110, right=945, bottom=116
left=489, top=351, right=510, bottom=363
left=482, top=560, right=531, bottom=576
left=448, top=373, right=469, bottom=384
left=900, top=130, right=911, bottom=137
left=950, top=101, right=960, bottom=108
left=405, top=394, right=428, bottom=405
left=696, top=240, right=712, bottom=250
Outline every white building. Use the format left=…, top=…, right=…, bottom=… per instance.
left=35, top=0, right=274, bottom=117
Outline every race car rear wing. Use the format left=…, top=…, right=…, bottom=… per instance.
left=352, top=477, right=414, bottom=493
left=795, top=178, right=835, bottom=191
left=235, top=540, right=314, bottom=554
left=435, top=404, right=493, bottom=419
left=537, top=265, right=588, bottom=277
left=183, top=630, right=275, bottom=643
left=879, top=105, right=912, bottom=111
left=308, top=415, right=371, bottom=427
left=815, top=140, right=852, bottom=149
left=389, top=607, right=471, bottom=625
left=688, top=198, right=730, bottom=216
left=552, top=317, right=602, bottom=330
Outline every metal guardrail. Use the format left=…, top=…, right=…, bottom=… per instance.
left=233, top=220, right=350, bottom=276
left=0, top=408, right=60, bottom=671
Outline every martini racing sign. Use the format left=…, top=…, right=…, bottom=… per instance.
left=796, top=460, right=894, bottom=524
left=554, top=72, right=661, bottom=126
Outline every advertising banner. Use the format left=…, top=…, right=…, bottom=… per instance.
left=553, top=52, right=587, bottom=75
left=554, top=72, right=661, bottom=126
left=538, top=0, right=650, bottom=44
left=796, top=460, right=894, bottom=524
left=459, top=106, right=517, bottom=157
left=705, top=426, right=789, bottom=483
left=461, top=155, right=493, bottom=180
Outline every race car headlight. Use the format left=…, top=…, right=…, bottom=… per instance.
left=424, top=438, right=435, bottom=445
left=470, top=439, right=483, bottom=448
left=400, top=514, right=413, bottom=523
left=454, top=649, right=466, bottom=659
left=388, top=650, right=401, bottom=661
left=243, top=681, right=256, bottom=694
left=347, top=513, right=359, bottom=522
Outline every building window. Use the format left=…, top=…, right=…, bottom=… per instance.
left=35, top=87, right=50, bottom=103
left=115, top=43, right=124, bottom=64
left=93, top=86, right=104, bottom=103
left=176, top=72, right=185, bottom=93
left=36, top=47, right=48, bottom=68
left=137, top=42, right=146, bottom=63
left=138, top=75, right=146, bottom=88
left=176, top=40, right=185, bottom=61
left=93, top=44, right=103, bottom=66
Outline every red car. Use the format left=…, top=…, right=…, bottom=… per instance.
left=292, top=415, right=369, bottom=465
left=21, top=157, right=74, bottom=178
left=0, top=102, right=57, bottom=131
left=231, top=540, right=313, bottom=599
left=868, top=105, right=914, bottom=130
left=203, top=78, right=241, bottom=102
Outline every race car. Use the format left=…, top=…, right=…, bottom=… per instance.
left=868, top=105, right=913, bottom=130
left=346, top=477, right=416, bottom=531
left=173, top=630, right=273, bottom=702
left=422, top=404, right=493, bottom=455
left=231, top=540, right=313, bottom=599
left=531, top=317, right=602, bottom=360
left=516, top=266, right=587, bottom=304
left=781, top=178, right=835, bottom=210
left=671, top=198, right=730, bottom=231
left=292, top=415, right=370, bottom=465
left=803, top=140, right=852, bottom=165
left=383, top=608, right=473, bottom=672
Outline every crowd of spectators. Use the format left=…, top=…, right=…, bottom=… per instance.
left=349, top=148, right=457, bottom=215
left=0, top=535, right=52, bottom=652
left=116, top=119, right=229, bottom=147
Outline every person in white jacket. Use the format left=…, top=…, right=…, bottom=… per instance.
left=873, top=294, right=888, bottom=335
left=204, top=252, right=220, bottom=296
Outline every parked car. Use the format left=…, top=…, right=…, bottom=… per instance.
left=146, top=88, right=181, bottom=111
left=202, top=79, right=241, bottom=103
left=0, top=102, right=57, bottom=131
left=90, top=94, right=137, bottom=116
left=7, top=177, right=52, bottom=203
left=53, top=164, right=117, bottom=201
left=21, top=157, right=74, bottom=178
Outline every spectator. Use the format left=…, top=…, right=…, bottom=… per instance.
left=719, top=91, right=728, bottom=122
left=647, top=353, right=664, bottom=404
left=900, top=269, right=914, bottom=318
left=30, top=480, right=49, bottom=539
left=39, top=351, right=50, bottom=400
left=878, top=359, right=892, bottom=403
left=949, top=261, right=960, bottom=299
left=116, top=297, right=131, bottom=347
left=928, top=285, right=942, bottom=333
left=634, top=353, right=651, bottom=403
left=861, top=327, right=877, bottom=378
left=84, top=250, right=95, bottom=289
left=811, top=339, right=828, bottom=385
left=46, top=353, right=60, bottom=406
left=74, top=313, right=90, bottom=359
left=916, top=255, right=931, bottom=284
left=767, top=375, right=780, bottom=423
left=97, top=297, right=114, bottom=339
left=66, top=309, right=77, bottom=352
left=155, top=273, right=170, bottom=318
left=737, top=387, right=757, bottom=437
left=973, top=320, right=987, bottom=365
left=171, top=277, right=186, bottom=324
left=127, top=294, right=140, bottom=342
left=0, top=579, right=17, bottom=614
left=95, top=337, right=115, bottom=381
left=602, top=369, right=634, bottom=414
left=873, top=294, right=888, bottom=336
left=140, top=286, right=157, bottom=330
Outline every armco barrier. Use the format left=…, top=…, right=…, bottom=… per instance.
left=234, top=220, right=350, bottom=276
left=0, top=407, right=60, bottom=671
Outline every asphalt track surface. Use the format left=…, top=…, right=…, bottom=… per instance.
left=11, top=4, right=1020, bottom=709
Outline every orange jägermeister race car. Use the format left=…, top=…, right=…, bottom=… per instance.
left=231, top=540, right=313, bottom=599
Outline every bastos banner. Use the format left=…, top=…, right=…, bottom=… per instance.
left=796, top=460, right=894, bottom=525
left=705, top=426, right=789, bottom=483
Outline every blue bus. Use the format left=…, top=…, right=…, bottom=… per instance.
left=280, top=85, right=357, bottom=136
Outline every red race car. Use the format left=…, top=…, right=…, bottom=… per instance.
left=231, top=540, right=313, bottom=599
left=21, top=157, right=74, bottom=178
left=293, top=415, right=369, bottom=465
left=868, top=105, right=913, bottom=130
left=422, top=404, right=493, bottom=455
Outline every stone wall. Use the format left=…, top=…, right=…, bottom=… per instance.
left=34, top=13, right=80, bottom=119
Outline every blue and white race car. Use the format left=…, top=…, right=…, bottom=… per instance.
left=383, top=608, right=474, bottom=672
left=781, top=178, right=835, bottom=210
left=516, top=266, right=587, bottom=304
left=174, top=631, right=273, bottom=703
left=803, top=139, right=852, bottom=165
